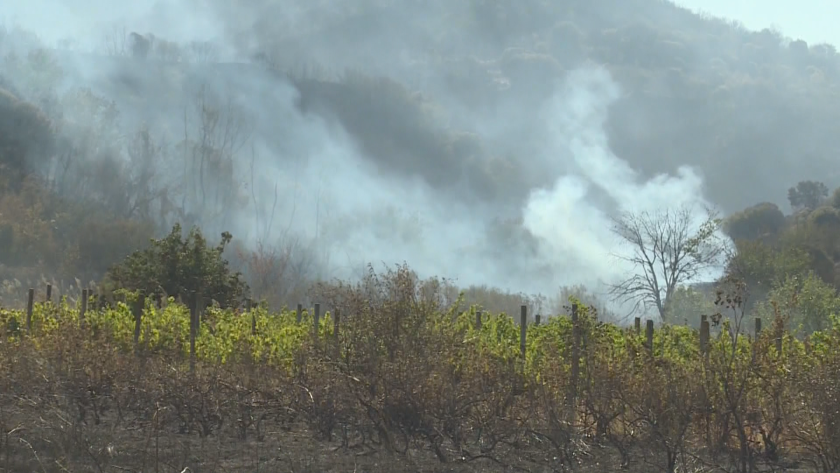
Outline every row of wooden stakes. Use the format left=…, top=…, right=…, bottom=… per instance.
left=17, top=287, right=785, bottom=367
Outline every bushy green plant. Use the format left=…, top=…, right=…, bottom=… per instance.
left=105, top=223, right=249, bottom=309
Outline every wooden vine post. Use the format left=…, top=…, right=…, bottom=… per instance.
left=80, top=289, right=88, bottom=329
left=249, top=300, right=256, bottom=336
left=26, top=288, right=34, bottom=332
left=568, top=303, right=581, bottom=426
left=519, top=305, right=527, bottom=358
left=314, top=303, right=321, bottom=339
left=333, top=308, right=341, bottom=353
left=190, top=292, right=202, bottom=373
left=133, top=292, right=145, bottom=355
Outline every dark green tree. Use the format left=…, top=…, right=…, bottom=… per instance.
left=723, top=202, right=786, bottom=241
left=808, top=206, right=840, bottom=227
left=106, top=223, right=249, bottom=309
left=788, top=180, right=828, bottom=211
left=0, top=87, right=54, bottom=190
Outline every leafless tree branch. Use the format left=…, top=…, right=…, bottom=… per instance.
left=609, top=205, right=725, bottom=321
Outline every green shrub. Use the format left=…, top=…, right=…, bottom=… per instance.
left=105, top=223, right=249, bottom=309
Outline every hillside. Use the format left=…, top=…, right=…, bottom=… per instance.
left=3, top=0, right=840, bottom=318
left=227, top=0, right=840, bottom=213
left=44, top=2, right=840, bottom=215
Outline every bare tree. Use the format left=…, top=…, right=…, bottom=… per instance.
left=102, top=26, right=129, bottom=57
left=178, top=84, right=252, bottom=232
left=152, top=37, right=182, bottom=63
left=123, top=126, right=175, bottom=223
left=609, top=205, right=725, bottom=321
left=188, top=41, right=221, bottom=64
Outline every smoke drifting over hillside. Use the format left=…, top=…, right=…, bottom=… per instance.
left=2, top=0, right=751, bottom=308
left=524, top=66, right=718, bottom=290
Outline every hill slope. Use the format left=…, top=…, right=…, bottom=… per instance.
left=3, top=0, right=840, bottom=308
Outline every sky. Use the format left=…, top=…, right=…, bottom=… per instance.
left=2, top=0, right=222, bottom=49
left=3, top=0, right=840, bottom=50
left=675, top=0, right=839, bottom=46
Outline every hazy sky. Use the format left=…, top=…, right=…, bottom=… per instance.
left=3, top=0, right=840, bottom=50
left=2, top=0, right=222, bottom=48
left=675, top=0, right=839, bottom=46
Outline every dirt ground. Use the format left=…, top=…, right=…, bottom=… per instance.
left=1, top=412, right=815, bottom=473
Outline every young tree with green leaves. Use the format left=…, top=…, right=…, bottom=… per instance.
left=105, top=223, right=249, bottom=309
left=755, top=272, right=840, bottom=334
left=662, top=284, right=716, bottom=326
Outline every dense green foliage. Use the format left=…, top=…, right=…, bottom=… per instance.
left=105, top=224, right=249, bottom=309
left=789, top=180, right=829, bottom=212
left=719, top=179, right=840, bottom=330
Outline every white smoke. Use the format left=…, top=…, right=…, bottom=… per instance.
left=2, top=2, right=733, bottom=314
left=522, top=65, right=728, bottom=308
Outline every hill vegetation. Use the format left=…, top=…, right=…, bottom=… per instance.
left=239, top=0, right=840, bottom=212
left=2, top=0, right=840, bottom=323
